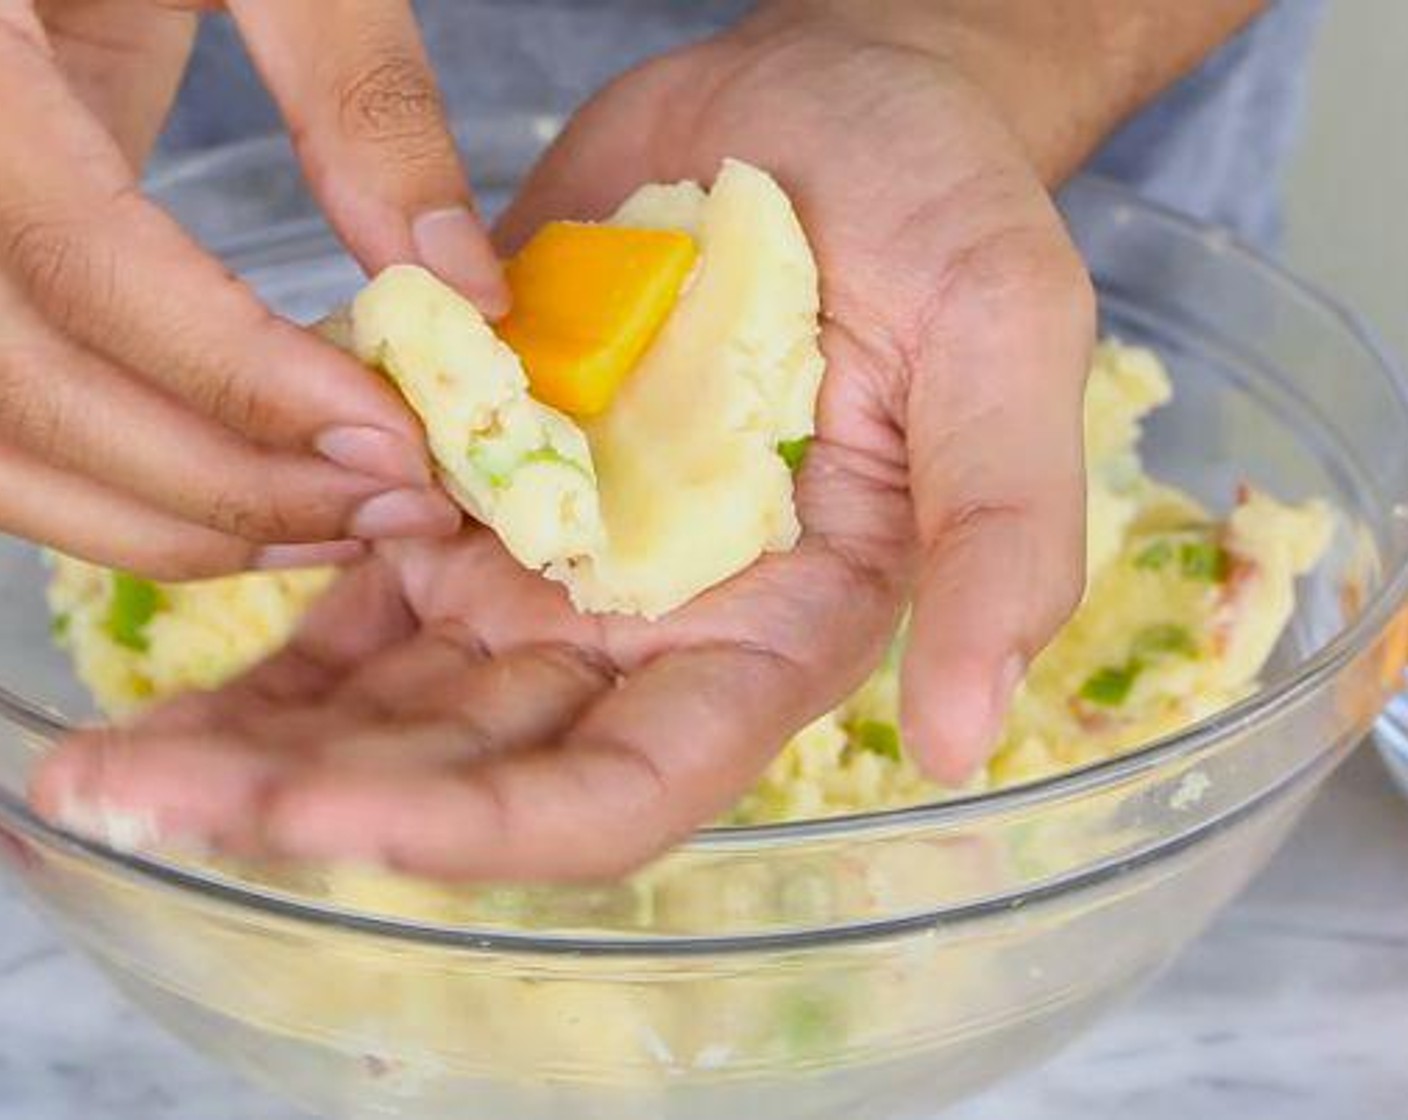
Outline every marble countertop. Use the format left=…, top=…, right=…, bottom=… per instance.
left=3, top=743, right=1407, bottom=1120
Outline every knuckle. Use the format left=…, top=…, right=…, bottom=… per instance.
left=0, top=342, right=71, bottom=463
left=900, top=224, right=1097, bottom=395
left=4, top=216, right=109, bottom=334
left=934, top=498, right=1029, bottom=552
left=936, top=227, right=1089, bottom=325
left=0, top=344, right=37, bottom=436
left=335, top=54, right=448, bottom=155
left=535, top=642, right=618, bottom=689
left=426, top=620, right=492, bottom=663
left=3, top=186, right=141, bottom=341
left=142, top=555, right=226, bottom=582
left=204, top=485, right=272, bottom=541
left=193, top=362, right=268, bottom=434
left=205, top=464, right=333, bottom=543
left=22, top=393, right=67, bottom=463
left=124, top=541, right=242, bottom=583
left=188, top=286, right=308, bottom=436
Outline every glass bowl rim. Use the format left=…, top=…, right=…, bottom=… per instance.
left=1, top=167, right=1406, bottom=956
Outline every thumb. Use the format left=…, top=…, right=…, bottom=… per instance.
left=901, top=226, right=1094, bottom=785
left=227, top=0, right=509, bottom=316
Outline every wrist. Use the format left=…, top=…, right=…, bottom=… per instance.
left=748, top=0, right=1267, bottom=184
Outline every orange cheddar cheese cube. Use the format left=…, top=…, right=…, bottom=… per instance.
left=498, top=222, right=699, bottom=418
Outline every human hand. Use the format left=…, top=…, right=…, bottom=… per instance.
left=494, top=4, right=1101, bottom=785
left=32, top=3, right=1106, bottom=878
left=0, top=1, right=511, bottom=578
left=35, top=522, right=905, bottom=878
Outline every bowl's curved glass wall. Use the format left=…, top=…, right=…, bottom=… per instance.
left=1, top=123, right=1407, bottom=1120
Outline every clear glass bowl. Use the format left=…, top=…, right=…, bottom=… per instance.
left=3, top=117, right=1408, bottom=1120
left=1374, top=689, right=1408, bottom=798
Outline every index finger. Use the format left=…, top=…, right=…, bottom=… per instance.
left=227, top=0, right=509, bottom=314
left=0, top=24, right=424, bottom=474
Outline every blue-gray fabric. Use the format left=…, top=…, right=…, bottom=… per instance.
left=159, top=0, right=1326, bottom=254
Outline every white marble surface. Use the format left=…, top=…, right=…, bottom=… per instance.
left=3, top=743, right=1406, bottom=1120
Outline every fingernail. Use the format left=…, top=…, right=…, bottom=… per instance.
left=412, top=207, right=511, bottom=318
left=316, top=426, right=431, bottom=487
left=254, top=540, right=367, bottom=572
left=351, top=489, right=461, bottom=539
left=54, top=795, right=212, bottom=859
left=905, top=654, right=1027, bottom=789
left=56, top=794, right=162, bottom=854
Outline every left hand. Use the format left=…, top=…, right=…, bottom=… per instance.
left=33, top=4, right=1096, bottom=879
left=0, top=0, right=509, bottom=580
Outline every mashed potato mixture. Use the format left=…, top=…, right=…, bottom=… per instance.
left=40, top=166, right=1336, bottom=1081
left=49, top=565, right=334, bottom=721
left=35, top=165, right=1340, bottom=1095
left=47, top=337, right=1331, bottom=820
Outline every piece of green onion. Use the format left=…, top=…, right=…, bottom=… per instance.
left=1131, top=623, right=1198, bottom=661
left=1178, top=539, right=1230, bottom=582
left=1133, top=539, right=1174, bottom=571
left=853, top=719, right=902, bottom=761
left=1079, top=663, right=1140, bottom=707
left=105, top=573, right=165, bottom=653
left=776, top=437, right=813, bottom=474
